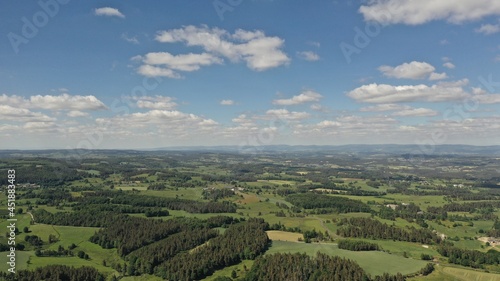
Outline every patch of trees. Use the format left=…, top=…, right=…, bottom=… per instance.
left=202, top=188, right=235, bottom=201
left=487, top=220, right=500, bottom=237
left=155, top=218, right=270, bottom=281
left=243, top=252, right=406, bottom=281
left=286, top=193, right=371, bottom=213
left=0, top=265, right=105, bottom=281
left=35, top=245, right=72, bottom=257
left=90, top=216, right=188, bottom=256
left=126, top=227, right=219, bottom=275
left=378, top=204, right=438, bottom=222
left=147, top=183, right=167, bottom=190
left=437, top=245, right=500, bottom=268
left=90, top=216, right=237, bottom=257
left=336, top=218, right=441, bottom=244
left=24, top=235, right=43, bottom=247
left=337, top=239, right=381, bottom=251
left=32, top=209, right=125, bottom=227
left=419, top=263, right=434, bottom=276
left=429, top=201, right=500, bottom=213
left=0, top=162, right=82, bottom=187
left=72, top=203, right=169, bottom=216
left=85, top=190, right=237, bottom=213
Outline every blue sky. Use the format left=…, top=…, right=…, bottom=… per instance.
left=0, top=0, right=499, bottom=149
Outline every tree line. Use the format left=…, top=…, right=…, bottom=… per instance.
left=286, top=193, right=371, bottom=213
left=337, top=239, right=381, bottom=251
left=336, top=217, right=441, bottom=244
left=243, top=252, right=407, bottom=281
left=0, top=265, right=105, bottom=281
left=437, top=245, right=500, bottom=268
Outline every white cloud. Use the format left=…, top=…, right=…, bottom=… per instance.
left=378, top=61, right=446, bottom=80
left=154, top=25, right=290, bottom=72
left=360, top=104, right=409, bottom=112
left=392, top=108, right=438, bottom=117
left=429, top=72, right=448, bottom=81
left=67, top=111, right=90, bottom=118
left=347, top=80, right=470, bottom=103
left=472, top=94, right=500, bottom=104
left=133, top=96, right=177, bottom=110
left=310, top=104, right=329, bottom=112
left=141, top=52, right=223, bottom=72
left=0, top=93, right=107, bottom=111
left=265, top=109, right=310, bottom=120
left=23, top=121, right=59, bottom=133
left=443, top=62, right=456, bottom=69
left=0, top=105, right=55, bottom=122
left=297, top=51, right=320, bottom=61
left=95, top=7, right=125, bottom=18
left=475, top=23, right=500, bottom=35
left=220, top=99, right=235, bottom=105
left=121, top=33, right=139, bottom=44
left=359, top=0, right=500, bottom=25
left=317, top=120, right=341, bottom=128
left=495, top=55, right=500, bottom=62
left=137, top=65, right=182, bottom=79
left=96, top=110, right=218, bottom=135
left=272, top=90, right=322, bottom=105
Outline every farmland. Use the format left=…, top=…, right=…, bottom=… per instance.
left=0, top=148, right=499, bottom=280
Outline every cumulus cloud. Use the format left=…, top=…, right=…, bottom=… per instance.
left=95, top=110, right=218, bottom=135
left=135, top=52, right=223, bottom=78
left=142, top=52, right=223, bottom=72
left=0, top=105, right=55, bottom=122
left=443, top=62, right=456, bottom=69
left=95, top=7, right=125, bottom=18
left=360, top=104, right=409, bottom=112
left=378, top=61, right=446, bottom=80
left=429, top=72, right=448, bottom=81
left=67, top=111, right=90, bottom=118
left=349, top=79, right=500, bottom=105
left=297, top=51, right=320, bottom=61
left=265, top=109, right=310, bottom=120
left=0, top=93, right=107, bottom=111
left=220, top=100, right=235, bottom=105
left=272, top=90, right=322, bottom=105
left=121, top=33, right=139, bottom=44
left=153, top=25, right=290, bottom=72
left=347, top=80, right=470, bottom=103
left=392, top=108, right=438, bottom=117
left=133, top=96, right=177, bottom=110
left=475, top=22, right=500, bottom=35
left=137, top=65, right=182, bottom=79
left=359, top=0, right=500, bottom=25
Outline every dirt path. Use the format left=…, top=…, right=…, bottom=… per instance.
left=26, top=211, right=35, bottom=223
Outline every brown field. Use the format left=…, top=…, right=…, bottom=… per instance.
left=266, top=231, right=303, bottom=242
left=237, top=192, right=261, bottom=204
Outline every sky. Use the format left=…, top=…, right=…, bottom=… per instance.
left=0, top=0, right=499, bottom=149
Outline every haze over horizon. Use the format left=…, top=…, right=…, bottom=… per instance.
left=1, top=0, right=500, bottom=149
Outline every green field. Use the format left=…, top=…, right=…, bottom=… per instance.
left=410, top=265, right=500, bottom=281
left=266, top=241, right=429, bottom=276
left=0, top=250, right=34, bottom=271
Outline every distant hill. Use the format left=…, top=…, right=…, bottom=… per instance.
left=1, top=144, right=499, bottom=157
